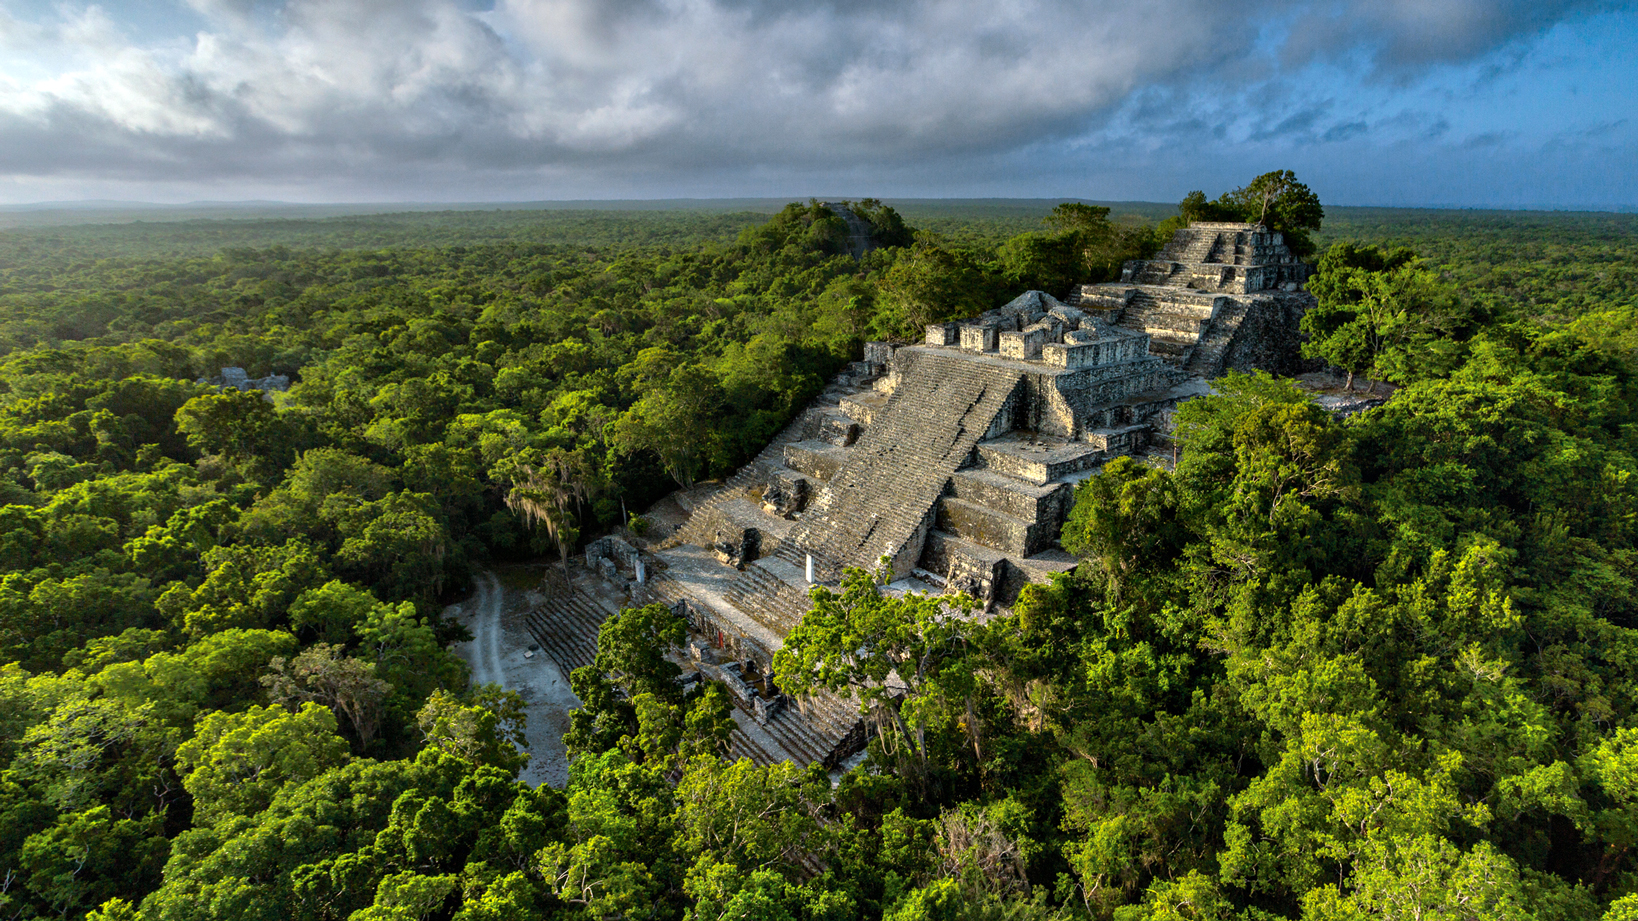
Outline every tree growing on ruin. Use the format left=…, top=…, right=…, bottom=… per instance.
left=1164, top=171, right=1325, bottom=256
left=1221, top=170, right=1324, bottom=256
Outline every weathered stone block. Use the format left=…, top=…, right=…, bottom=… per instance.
left=1048, top=305, right=1089, bottom=328
left=783, top=441, right=846, bottom=481
left=1082, top=426, right=1147, bottom=453
left=1041, top=342, right=1097, bottom=369
left=761, top=475, right=809, bottom=517
left=925, top=323, right=959, bottom=346
left=819, top=416, right=859, bottom=447
left=959, top=324, right=999, bottom=353
left=863, top=341, right=894, bottom=365
left=839, top=391, right=886, bottom=426
left=752, top=693, right=785, bottom=725
left=998, top=327, right=1048, bottom=360
left=947, top=547, right=1006, bottom=604
left=712, top=526, right=760, bottom=570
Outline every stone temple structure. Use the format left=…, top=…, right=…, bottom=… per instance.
left=526, top=221, right=1316, bottom=769
left=1071, top=221, right=1314, bottom=377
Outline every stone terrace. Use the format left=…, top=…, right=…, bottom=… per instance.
left=1071, top=221, right=1315, bottom=378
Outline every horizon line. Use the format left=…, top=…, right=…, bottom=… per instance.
left=2, top=197, right=1635, bottom=216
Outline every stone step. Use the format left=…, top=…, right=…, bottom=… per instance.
left=729, top=726, right=779, bottom=765
left=974, top=434, right=1107, bottom=485
left=936, top=496, right=1048, bottom=556
left=783, top=440, right=850, bottom=482
left=525, top=592, right=614, bottom=675
left=721, top=558, right=814, bottom=637
left=947, top=468, right=1072, bottom=523
left=723, top=687, right=864, bottom=768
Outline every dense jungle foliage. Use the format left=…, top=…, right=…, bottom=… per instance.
left=0, top=184, right=1636, bottom=921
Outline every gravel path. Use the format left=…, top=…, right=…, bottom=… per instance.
left=449, top=570, right=581, bottom=789
left=466, top=572, right=503, bottom=687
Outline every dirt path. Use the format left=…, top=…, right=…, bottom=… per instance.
left=466, top=572, right=503, bottom=687
left=449, top=570, right=580, bottom=789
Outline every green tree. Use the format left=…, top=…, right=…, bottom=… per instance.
left=497, top=447, right=590, bottom=587
left=875, top=239, right=996, bottom=339
left=176, top=703, right=350, bottom=824
left=1302, top=242, right=1468, bottom=390
left=262, top=644, right=393, bottom=748
left=1217, top=170, right=1325, bottom=256
left=415, top=687, right=529, bottom=776
left=611, top=365, right=726, bottom=490
left=774, top=569, right=981, bottom=791
left=173, top=390, right=295, bottom=479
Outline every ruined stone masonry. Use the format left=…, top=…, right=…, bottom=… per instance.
left=1070, top=221, right=1314, bottom=377
left=527, top=222, right=1316, bottom=771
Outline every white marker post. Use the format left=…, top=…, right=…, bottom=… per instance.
left=805, top=554, right=814, bottom=584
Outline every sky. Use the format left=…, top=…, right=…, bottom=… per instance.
left=0, top=0, right=1633, bottom=208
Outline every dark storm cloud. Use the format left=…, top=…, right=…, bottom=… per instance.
left=0, top=0, right=1621, bottom=198
left=1279, top=0, right=1616, bottom=72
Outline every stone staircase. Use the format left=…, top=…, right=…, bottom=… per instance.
left=1161, top=227, right=1221, bottom=263
left=789, top=351, right=1025, bottom=578
left=672, top=367, right=879, bottom=550
left=525, top=591, right=619, bottom=675
left=722, top=558, right=815, bottom=636
left=727, top=689, right=865, bottom=768
left=1183, top=299, right=1249, bottom=377
left=1117, top=290, right=1203, bottom=365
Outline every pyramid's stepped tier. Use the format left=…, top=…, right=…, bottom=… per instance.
left=668, top=360, right=885, bottom=549
left=727, top=687, right=866, bottom=769
left=1069, top=285, right=1310, bottom=377
left=923, top=432, right=1140, bottom=582
left=788, top=350, right=1028, bottom=580
left=972, top=435, right=1112, bottom=485
left=1136, top=222, right=1313, bottom=294
left=721, top=558, right=815, bottom=636
left=935, top=497, right=1048, bottom=557
left=525, top=591, right=620, bottom=675
left=948, top=467, right=1074, bottom=523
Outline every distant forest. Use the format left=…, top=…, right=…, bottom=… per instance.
left=1, top=193, right=1636, bottom=921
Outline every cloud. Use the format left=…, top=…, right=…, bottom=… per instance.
left=1279, top=0, right=1614, bottom=72
left=0, top=0, right=1625, bottom=200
